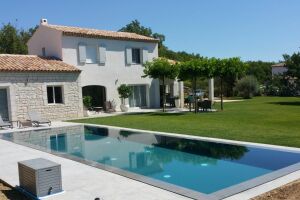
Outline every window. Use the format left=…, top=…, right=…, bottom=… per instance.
left=0, top=89, right=9, bottom=121
left=47, top=86, right=63, bottom=104
left=129, top=85, right=147, bottom=107
left=132, top=48, right=141, bottom=64
left=86, top=45, right=97, bottom=63
left=42, top=47, right=46, bottom=57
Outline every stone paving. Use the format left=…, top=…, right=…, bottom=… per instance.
left=0, top=138, right=190, bottom=200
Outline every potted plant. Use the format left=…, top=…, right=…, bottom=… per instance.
left=117, top=84, right=132, bottom=112
left=83, top=96, right=92, bottom=116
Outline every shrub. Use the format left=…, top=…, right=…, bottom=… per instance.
left=234, top=76, right=259, bottom=99
left=279, top=81, right=298, bottom=96
left=265, top=75, right=298, bottom=96
left=265, top=75, right=281, bottom=96
left=83, top=96, right=92, bottom=108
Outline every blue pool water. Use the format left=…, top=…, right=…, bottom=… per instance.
left=3, top=125, right=300, bottom=195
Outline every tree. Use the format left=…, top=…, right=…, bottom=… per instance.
left=152, top=32, right=165, bottom=48
left=213, top=58, right=246, bottom=110
left=119, top=19, right=166, bottom=47
left=159, top=46, right=202, bottom=62
left=119, top=20, right=201, bottom=61
left=0, top=23, right=37, bottom=54
left=283, top=52, right=300, bottom=93
left=178, top=58, right=214, bottom=113
left=19, top=25, right=38, bottom=47
left=246, top=61, right=273, bottom=84
left=235, top=76, right=259, bottom=99
left=266, top=52, right=300, bottom=97
left=119, top=19, right=152, bottom=36
left=284, top=52, right=300, bottom=79
left=0, top=23, right=25, bottom=54
left=143, top=58, right=178, bottom=112
left=117, top=84, right=132, bottom=104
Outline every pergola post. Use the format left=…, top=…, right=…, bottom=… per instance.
left=179, top=81, right=184, bottom=108
left=208, top=78, right=214, bottom=102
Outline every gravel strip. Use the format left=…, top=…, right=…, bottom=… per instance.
left=252, top=179, right=300, bottom=200
left=0, top=180, right=30, bottom=200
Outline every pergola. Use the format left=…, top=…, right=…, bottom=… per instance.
left=164, top=58, right=215, bottom=108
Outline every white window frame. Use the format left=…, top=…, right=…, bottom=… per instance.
left=47, top=85, right=64, bottom=104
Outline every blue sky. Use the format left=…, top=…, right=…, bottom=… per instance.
left=1, top=0, right=300, bottom=61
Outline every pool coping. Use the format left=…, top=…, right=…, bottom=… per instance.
left=1, top=122, right=300, bottom=200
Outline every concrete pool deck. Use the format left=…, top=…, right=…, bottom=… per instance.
left=0, top=122, right=300, bottom=200
left=0, top=129, right=191, bottom=200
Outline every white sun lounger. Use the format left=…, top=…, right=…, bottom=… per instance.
left=0, top=115, right=12, bottom=128
left=28, top=111, right=51, bottom=127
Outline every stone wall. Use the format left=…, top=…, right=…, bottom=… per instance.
left=0, top=72, right=83, bottom=121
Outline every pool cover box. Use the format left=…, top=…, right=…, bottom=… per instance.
left=18, top=158, right=62, bottom=198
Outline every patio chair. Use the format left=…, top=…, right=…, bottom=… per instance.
left=0, top=115, right=12, bottom=128
left=28, top=111, right=51, bottom=127
left=198, top=100, right=212, bottom=112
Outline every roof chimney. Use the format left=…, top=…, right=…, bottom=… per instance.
left=40, top=18, right=48, bottom=25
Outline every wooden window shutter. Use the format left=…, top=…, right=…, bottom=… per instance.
left=97, top=44, right=106, bottom=64
left=142, top=48, right=148, bottom=64
left=78, top=43, right=86, bottom=63
left=125, top=47, right=132, bottom=66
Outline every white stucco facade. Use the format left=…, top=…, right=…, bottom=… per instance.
left=61, top=36, right=160, bottom=108
left=28, top=23, right=168, bottom=110
left=28, top=25, right=63, bottom=59
left=272, top=66, right=288, bottom=76
left=26, top=19, right=190, bottom=112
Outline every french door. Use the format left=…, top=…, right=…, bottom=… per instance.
left=129, top=85, right=147, bottom=107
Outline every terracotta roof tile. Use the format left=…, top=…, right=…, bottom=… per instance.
left=44, top=24, right=159, bottom=43
left=0, top=54, right=80, bottom=73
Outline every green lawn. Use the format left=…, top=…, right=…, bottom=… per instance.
left=71, top=97, right=300, bottom=148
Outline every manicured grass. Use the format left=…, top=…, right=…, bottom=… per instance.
left=71, top=97, right=300, bottom=148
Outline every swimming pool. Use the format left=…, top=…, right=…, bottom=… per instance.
left=1, top=125, right=300, bottom=199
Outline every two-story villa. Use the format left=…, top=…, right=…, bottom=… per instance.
left=0, top=19, right=184, bottom=121
left=28, top=19, right=184, bottom=110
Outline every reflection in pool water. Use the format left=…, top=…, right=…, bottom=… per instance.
left=2, top=125, right=300, bottom=194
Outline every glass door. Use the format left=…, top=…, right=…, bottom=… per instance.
left=129, top=85, right=147, bottom=107
left=0, top=89, right=9, bottom=120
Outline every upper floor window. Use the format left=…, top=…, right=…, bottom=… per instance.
left=42, top=47, right=46, bottom=57
left=47, top=86, right=63, bottom=104
left=86, top=45, right=97, bottom=64
left=132, top=48, right=141, bottom=64
left=78, top=43, right=106, bottom=65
